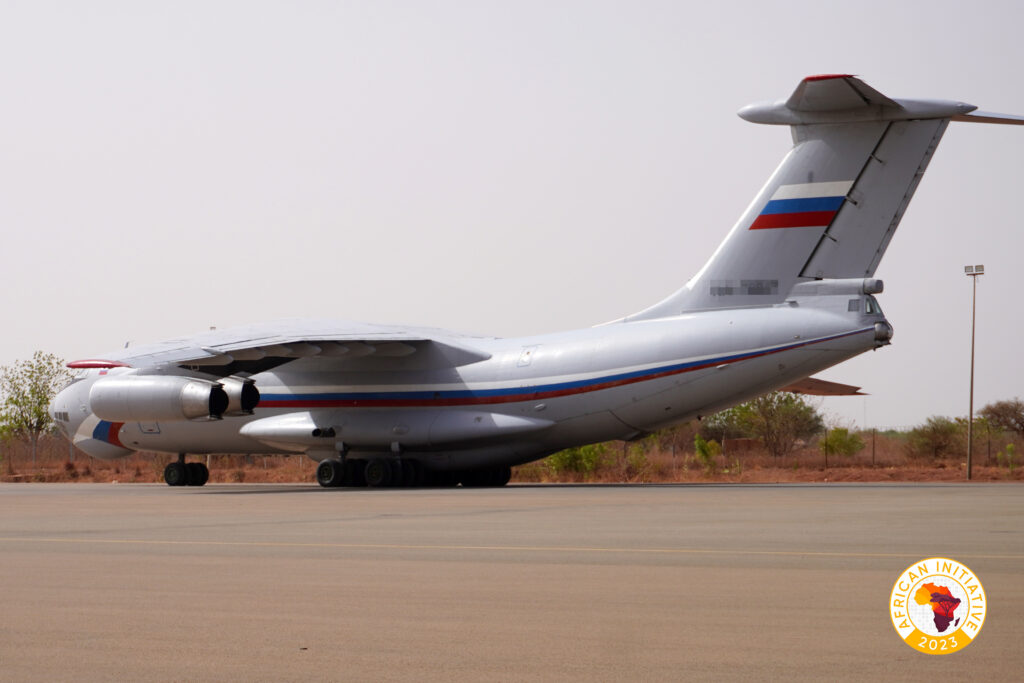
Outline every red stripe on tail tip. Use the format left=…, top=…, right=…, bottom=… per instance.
left=803, top=74, right=854, bottom=82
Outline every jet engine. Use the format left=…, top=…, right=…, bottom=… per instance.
left=220, top=377, right=260, bottom=416
left=89, top=375, right=230, bottom=422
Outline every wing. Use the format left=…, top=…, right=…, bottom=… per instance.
left=71, top=319, right=493, bottom=377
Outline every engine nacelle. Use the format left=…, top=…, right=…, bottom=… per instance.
left=89, top=375, right=229, bottom=422
left=220, top=377, right=260, bottom=416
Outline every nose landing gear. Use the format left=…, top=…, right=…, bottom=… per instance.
left=164, top=454, right=209, bottom=486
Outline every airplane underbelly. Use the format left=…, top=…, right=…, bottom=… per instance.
left=608, top=341, right=864, bottom=431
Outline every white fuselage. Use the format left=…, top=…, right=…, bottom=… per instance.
left=54, top=293, right=887, bottom=471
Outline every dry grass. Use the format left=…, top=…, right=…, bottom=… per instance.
left=0, top=437, right=316, bottom=484
left=510, top=431, right=1024, bottom=484
left=2, top=432, right=1022, bottom=485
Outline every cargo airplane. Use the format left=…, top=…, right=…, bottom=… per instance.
left=50, top=75, right=1022, bottom=487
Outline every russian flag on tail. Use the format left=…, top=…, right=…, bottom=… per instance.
left=749, top=180, right=853, bottom=230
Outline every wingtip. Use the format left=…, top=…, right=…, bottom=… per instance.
left=67, top=359, right=131, bottom=369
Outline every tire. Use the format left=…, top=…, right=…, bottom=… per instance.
left=424, top=469, right=457, bottom=487
left=164, top=461, right=188, bottom=487
left=186, top=462, right=207, bottom=486
left=364, top=458, right=392, bottom=488
left=400, top=460, right=417, bottom=487
left=346, top=459, right=366, bottom=487
left=388, top=460, right=403, bottom=487
left=491, top=466, right=512, bottom=487
left=460, top=470, right=487, bottom=487
left=316, top=459, right=344, bottom=488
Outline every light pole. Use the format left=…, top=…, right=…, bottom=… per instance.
left=964, top=264, right=984, bottom=481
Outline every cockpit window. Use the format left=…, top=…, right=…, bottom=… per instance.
left=865, top=295, right=881, bottom=315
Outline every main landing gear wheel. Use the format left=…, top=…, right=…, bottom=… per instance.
left=364, top=458, right=392, bottom=488
left=164, top=461, right=188, bottom=486
left=164, top=458, right=209, bottom=486
left=186, top=462, right=209, bottom=486
left=492, top=466, right=512, bottom=487
left=402, top=460, right=423, bottom=487
left=459, top=466, right=512, bottom=487
left=316, top=459, right=346, bottom=488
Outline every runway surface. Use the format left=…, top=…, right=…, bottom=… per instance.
left=1, top=482, right=1021, bottom=681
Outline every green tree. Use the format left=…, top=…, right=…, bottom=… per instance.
left=979, top=398, right=1024, bottom=436
left=0, top=351, right=72, bottom=466
left=699, top=405, right=751, bottom=442
left=713, top=391, right=824, bottom=459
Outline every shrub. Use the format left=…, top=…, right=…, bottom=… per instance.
left=905, top=417, right=963, bottom=461
left=545, top=443, right=609, bottom=480
left=997, top=444, right=1017, bottom=473
left=820, top=428, right=865, bottom=458
left=694, top=434, right=721, bottom=475
left=624, top=446, right=650, bottom=481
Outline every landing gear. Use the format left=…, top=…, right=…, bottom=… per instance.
left=363, top=458, right=392, bottom=488
left=316, top=458, right=346, bottom=488
left=186, top=462, right=209, bottom=486
left=312, top=458, right=510, bottom=489
left=164, top=460, right=188, bottom=486
left=492, top=466, right=512, bottom=487
left=459, top=466, right=512, bottom=487
left=164, top=455, right=209, bottom=487
left=315, top=457, right=426, bottom=488
left=402, top=459, right=424, bottom=487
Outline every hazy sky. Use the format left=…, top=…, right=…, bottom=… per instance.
left=2, top=1, right=1021, bottom=429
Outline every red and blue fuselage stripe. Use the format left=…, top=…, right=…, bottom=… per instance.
left=92, top=420, right=125, bottom=447
left=259, top=328, right=871, bottom=408
left=749, top=195, right=845, bottom=230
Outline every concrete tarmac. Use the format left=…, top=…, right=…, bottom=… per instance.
left=0, top=482, right=1021, bottom=681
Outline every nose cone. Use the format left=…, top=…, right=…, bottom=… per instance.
left=49, top=386, right=73, bottom=440
left=49, top=375, right=133, bottom=460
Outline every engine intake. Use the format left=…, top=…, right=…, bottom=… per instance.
left=90, top=375, right=229, bottom=422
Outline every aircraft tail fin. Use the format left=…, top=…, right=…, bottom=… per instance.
left=627, top=75, right=1015, bottom=320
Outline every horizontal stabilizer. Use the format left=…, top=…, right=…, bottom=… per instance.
left=629, top=74, right=1024, bottom=321
left=951, top=110, right=1024, bottom=125
left=785, top=74, right=898, bottom=111
left=782, top=377, right=865, bottom=396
